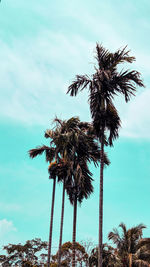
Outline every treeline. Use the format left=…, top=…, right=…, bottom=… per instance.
left=1, top=223, right=150, bottom=266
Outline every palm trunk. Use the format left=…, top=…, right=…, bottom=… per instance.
left=72, top=194, right=77, bottom=267
left=98, top=135, right=104, bottom=267
left=47, top=177, right=56, bottom=267
left=58, top=181, right=65, bottom=267
left=129, top=253, right=132, bottom=267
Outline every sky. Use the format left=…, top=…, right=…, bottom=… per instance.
left=0, top=0, right=150, bottom=255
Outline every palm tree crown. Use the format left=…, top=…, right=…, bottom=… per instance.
left=45, top=117, right=101, bottom=160
left=108, top=223, right=150, bottom=266
left=67, top=44, right=144, bottom=144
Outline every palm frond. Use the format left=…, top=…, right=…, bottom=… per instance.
left=112, top=70, right=144, bottom=102
left=90, top=96, right=121, bottom=144
left=134, top=259, right=150, bottom=267
left=45, top=147, right=56, bottom=162
left=108, top=228, right=122, bottom=247
left=119, top=223, right=127, bottom=236
left=53, top=117, right=64, bottom=127
left=66, top=159, right=94, bottom=205
left=109, top=46, right=135, bottom=70
left=44, top=129, right=54, bottom=139
left=95, top=43, right=111, bottom=70
left=138, top=238, right=150, bottom=249
left=28, top=146, right=50, bottom=159
left=95, top=44, right=135, bottom=71
left=67, top=75, right=91, bottom=96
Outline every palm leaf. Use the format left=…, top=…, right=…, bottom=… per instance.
left=29, top=146, right=51, bottom=159
left=67, top=75, right=91, bottom=96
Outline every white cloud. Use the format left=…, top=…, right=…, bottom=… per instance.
left=0, top=219, right=16, bottom=238
left=0, top=32, right=93, bottom=126
left=120, top=89, right=150, bottom=138
left=0, top=219, right=17, bottom=253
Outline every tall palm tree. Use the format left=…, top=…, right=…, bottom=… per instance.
left=67, top=44, right=144, bottom=267
left=28, top=145, right=57, bottom=267
left=108, top=223, right=150, bottom=267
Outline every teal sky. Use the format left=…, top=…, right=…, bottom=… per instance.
left=0, top=0, right=150, bottom=254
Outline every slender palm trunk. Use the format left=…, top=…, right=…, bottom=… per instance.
left=58, top=181, right=65, bottom=267
left=98, top=135, right=104, bottom=267
left=129, top=253, right=132, bottom=267
left=72, top=194, right=77, bottom=267
left=47, top=178, right=56, bottom=267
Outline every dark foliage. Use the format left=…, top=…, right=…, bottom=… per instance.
left=67, top=44, right=144, bottom=144
left=108, top=223, right=150, bottom=267
left=51, top=241, right=88, bottom=266
left=89, top=244, right=117, bottom=267
left=29, top=146, right=56, bottom=163
left=45, top=117, right=109, bottom=204
left=0, top=238, right=48, bottom=266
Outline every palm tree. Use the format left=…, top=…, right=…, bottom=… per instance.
left=28, top=145, right=57, bottom=267
left=108, top=223, right=150, bottom=267
left=67, top=44, right=144, bottom=267
left=89, top=243, right=119, bottom=267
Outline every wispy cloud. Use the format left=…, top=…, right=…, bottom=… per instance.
left=0, top=0, right=150, bottom=138
left=0, top=219, right=16, bottom=238
left=121, top=89, right=150, bottom=138
left=0, top=32, right=92, bottom=126
left=0, top=219, right=17, bottom=252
